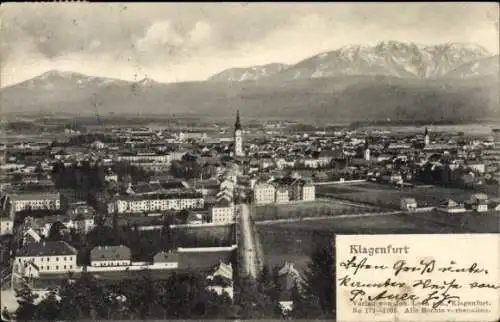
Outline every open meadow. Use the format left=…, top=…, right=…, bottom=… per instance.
left=252, top=199, right=381, bottom=221
left=316, top=182, right=493, bottom=209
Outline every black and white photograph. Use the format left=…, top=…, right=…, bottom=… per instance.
left=0, top=3, right=499, bottom=321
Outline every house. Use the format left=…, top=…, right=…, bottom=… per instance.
left=71, top=213, right=96, bottom=233
left=187, top=212, right=204, bottom=225
left=206, top=261, right=234, bottom=300
left=13, top=241, right=78, bottom=279
left=383, top=173, right=403, bottom=185
left=153, top=251, right=179, bottom=269
left=276, top=262, right=306, bottom=315
left=23, top=228, right=42, bottom=245
left=259, top=158, right=275, bottom=170
left=470, top=193, right=488, bottom=213
left=438, top=199, right=466, bottom=214
left=90, top=245, right=131, bottom=267
left=220, top=179, right=235, bottom=192
left=0, top=217, right=13, bottom=235
left=400, top=198, right=418, bottom=212
left=104, top=170, right=118, bottom=183
left=275, top=158, right=295, bottom=170
left=209, top=200, right=235, bottom=224
left=90, top=140, right=106, bottom=150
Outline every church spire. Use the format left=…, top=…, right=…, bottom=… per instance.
left=235, top=110, right=241, bottom=131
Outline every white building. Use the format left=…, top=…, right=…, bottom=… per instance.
left=438, top=199, right=466, bottom=214
left=253, top=183, right=276, bottom=205
left=108, top=192, right=204, bottom=214
left=5, top=192, right=61, bottom=219
left=6, top=192, right=60, bottom=213
left=90, top=245, right=131, bottom=267
left=234, top=111, right=244, bottom=157
left=364, top=138, right=371, bottom=161
left=468, top=163, right=486, bottom=174
left=14, top=241, right=78, bottom=278
left=0, top=217, right=13, bottom=235
left=400, top=198, right=418, bottom=212
left=275, top=187, right=290, bottom=204
left=209, top=201, right=235, bottom=224
left=301, top=184, right=315, bottom=202
left=471, top=193, right=488, bottom=213
left=206, top=261, right=234, bottom=300
left=104, top=172, right=118, bottom=183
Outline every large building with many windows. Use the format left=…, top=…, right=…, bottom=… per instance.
left=2, top=192, right=61, bottom=219
left=13, top=241, right=78, bottom=279
left=107, top=192, right=204, bottom=214
left=209, top=200, right=235, bottom=224
left=253, top=183, right=276, bottom=204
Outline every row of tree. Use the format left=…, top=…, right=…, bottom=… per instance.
left=13, top=270, right=233, bottom=321
left=51, top=160, right=155, bottom=192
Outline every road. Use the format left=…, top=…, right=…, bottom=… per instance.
left=237, top=203, right=258, bottom=279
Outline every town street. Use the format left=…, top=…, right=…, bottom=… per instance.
left=237, top=204, right=258, bottom=279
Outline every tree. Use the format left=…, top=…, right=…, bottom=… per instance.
left=47, top=222, right=66, bottom=241
left=34, top=289, right=61, bottom=321
left=15, top=278, right=39, bottom=322
left=176, top=209, right=190, bottom=224
left=289, top=282, right=323, bottom=319
left=235, top=276, right=278, bottom=319
left=303, top=243, right=335, bottom=316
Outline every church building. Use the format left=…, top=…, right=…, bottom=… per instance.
left=234, top=110, right=244, bottom=157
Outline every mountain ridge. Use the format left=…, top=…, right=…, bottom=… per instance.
left=209, top=41, right=494, bottom=82
left=1, top=41, right=498, bottom=123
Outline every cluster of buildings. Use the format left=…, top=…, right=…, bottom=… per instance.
left=12, top=240, right=234, bottom=298
left=401, top=193, right=500, bottom=214
left=2, top=110, right=499, bottom=313
left=252, top=175, right=315, bottom=205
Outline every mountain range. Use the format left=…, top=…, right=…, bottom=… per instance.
left=208, top=41, right=497, bottom=82
left=1, top=41, right=499, bottom=123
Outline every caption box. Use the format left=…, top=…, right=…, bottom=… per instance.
left=336, top=234, right=499, bottom=322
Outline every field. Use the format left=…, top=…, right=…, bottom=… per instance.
left=316, top=182, right=491, bottom=209
left=257, top=211, right=500, bottom=273
left=252, top=200, right=381, bottom=221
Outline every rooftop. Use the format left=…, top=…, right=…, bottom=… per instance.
left=17, top=241, right=77, bottom=257
left=90, top=245, right=131, bottom=261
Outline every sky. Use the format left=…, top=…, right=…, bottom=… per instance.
left=1, top=2, right=499, bottom=87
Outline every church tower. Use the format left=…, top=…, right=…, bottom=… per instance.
left=364, top=137, right=371, bottom=161
left=234, top=110, right=244, bottom=157
left=424, top=127, right=430, bottom=147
